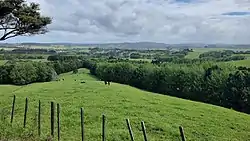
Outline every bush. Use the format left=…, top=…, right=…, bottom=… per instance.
left=0, top=61, right=57, bottom=85
left=130, top=53, right=141, bottom=59
left=73, top=69, right=78, bottom=74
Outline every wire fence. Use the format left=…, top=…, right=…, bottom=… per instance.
left=1, top=95, right=187, bottom=141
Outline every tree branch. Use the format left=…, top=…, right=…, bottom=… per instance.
left=0, top=27, right=16, bottom=30
left=0, top=29, right=18, bottom=40
left=4, top=34, right=19, bottom=40
left=0, top=0, right=52, bottom=41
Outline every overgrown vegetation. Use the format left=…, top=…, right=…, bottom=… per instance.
left=0, top=61, right=56, bottom=85
left=0, top=54, right=45, bottom=60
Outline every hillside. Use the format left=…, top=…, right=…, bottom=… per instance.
left=0, top=69, right=250, bottom=141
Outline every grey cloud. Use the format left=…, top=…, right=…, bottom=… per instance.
left=24, top=0, right=250, bottom=43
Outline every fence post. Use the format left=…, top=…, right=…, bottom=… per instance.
left=141, top=121, right=148, bottom=141
left=38, top=100, right=41, bottom=136
left=10, top=95, right=16, bottom=124
left=51, top=102, right=55, bottom=137
left=126, top=119, right=135, bottom=141
left=57, top=103, right=60, bottom=141
left=81, top=108, right=84, bottom=141
left=179, top=126, right=186, bottom=141
left=102, top=114, right=106, bottom=141
left=23, top=98, right=28, bottom=128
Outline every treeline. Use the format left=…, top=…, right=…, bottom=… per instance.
left=47, top=55, right=79, bottom=61
left=0, top=54, right=45, bottom=60
left=0, top=61, right=57, bottom=85
left=199, top=50, right=235, bottom=58
left=47, top=55, right=90, bottom=74
left=235, top=50, right=250, bottom=54
left=152, top=55, right=246, bottom=64
left=199, top=50, right=247, bottom=61
left=0, top=55, right=92, bottom=85
left=11, top=48, right=56, bottom=54
left=89, top=61, right=250, bottom=114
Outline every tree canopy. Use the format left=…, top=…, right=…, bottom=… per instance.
left=0, top=0, right=51, bottom=41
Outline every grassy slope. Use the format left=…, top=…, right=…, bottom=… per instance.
left=185, top=48, right=250, bottom=59
left=185, top=48, right=227, bottom=59
left=185, top=48, right=250, bottom=68
left=227, top=60, right=250, bottom=67
left=0, top=69, right=250, bottom=141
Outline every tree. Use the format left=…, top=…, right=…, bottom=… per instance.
left=130, top=53, right=141, bottom=59
left=9, top=62, right=37, bottom=85
left=73, top=68, right=78, bottom=74
left=223, top=70, right=250, bottom=113
left=0, top=0, right=52, bottom=41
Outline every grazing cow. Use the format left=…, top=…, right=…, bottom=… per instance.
left=106, top=79, right=111, bottom=85
left=81, top=81, right=85, bottom=84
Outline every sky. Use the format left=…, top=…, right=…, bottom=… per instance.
left=2, top=0, right=250, bottom=44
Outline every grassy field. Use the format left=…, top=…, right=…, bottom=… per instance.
left=185, top=48, right=250, bottom=59
left=185, top=48, right=250, bottom=68
left=185, top=52, right=201, bottom=59
left=0, top=69, right=250, bottom=141
left=232, top=54, right=250, bottom=59
left=185, top=48, right=227, bottom=59
left=227, top=59, right=250, bottom=67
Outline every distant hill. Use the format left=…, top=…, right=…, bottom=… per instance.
left=0, top=42, right=250, bottom=49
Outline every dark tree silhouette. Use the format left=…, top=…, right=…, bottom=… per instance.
left=0, top=0, right=51, bottom=41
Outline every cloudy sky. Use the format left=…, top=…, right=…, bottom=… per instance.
left=3, top=0, right=250, bottom=44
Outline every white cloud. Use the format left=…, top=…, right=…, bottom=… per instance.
left=4, top=0, right=250, bottom=44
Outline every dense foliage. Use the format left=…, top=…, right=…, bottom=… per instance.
left=0, top=61, right=56, bottom=85
left=152, top=53, right=246, bottom=64
left=198, top=50, right=246, bottom=61
left=199, top=50, right=234, bottom=58
left=0, top=54, right=45, bottom=60
left=89, top=61, right=250, bottom=114
left=130, top=53, right=141, bottom=59
left=47, top=55, right=78, bottom=61
left=0, top=55, right=90, bottom=85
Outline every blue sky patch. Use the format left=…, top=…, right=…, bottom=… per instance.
left=222, top=12, right=250, bottom=16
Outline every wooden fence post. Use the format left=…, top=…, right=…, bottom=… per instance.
left=23, top=98, right=28, bottom=128
left=102, top=114, right=106, bottom=141
left=179, top=126, right=186, bottom=141
left=51, top=102, right=55, bottom=137
left=141, top=121, right=148, bottom=141
left=126, top=119, right=135, bottom=141
left=10, top=95, right=16, bottom=124
left=81, top=108, right=84, bottom=141
left=57, top=103, right=60, bottom=141
left=38, top=100, right=41, bottom=136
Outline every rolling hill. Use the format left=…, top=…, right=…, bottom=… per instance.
left=0, top=69, right=250, bottom=141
